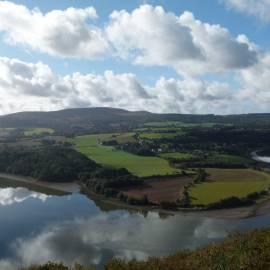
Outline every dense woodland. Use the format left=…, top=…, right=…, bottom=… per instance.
left=0, top=147, right=99, bottom=182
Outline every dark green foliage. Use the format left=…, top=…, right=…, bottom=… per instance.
left=81, top=167, right=145, bottom=203
left=160, top=201, right=178, bottom=210
left=126, top=195, right=149, bottom=206
left=207, top=196, right=253, bottom=209
left=0, top=147, right=98, bottom=182
left=194, top=168, right=207, bottom=183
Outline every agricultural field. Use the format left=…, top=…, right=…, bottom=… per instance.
left=160, top=152, right=197, bottom=161
left=102, top=132, right=136, bottom=144
left=74, top=134, right=180, bottom=177
left=139, top=132, right=179, bottom=140
left=0, top=128, right=15, bottom=137
left=24, top=128, right=54, bottom=136
left=122, top=176, right=193, bottom=203
left=190, top=181, right=270, bottom=205
left=205, top=154, right=254, bottom=166
left=189, top=169, right=270, bottom=205
left=206, top=168, right=270, bottom=182
left=143, top=121, right=217, bottom=128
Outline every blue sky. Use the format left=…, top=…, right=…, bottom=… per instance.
left=0, top=0, right=269, bottom=114
left=2, top=0, right=269, bottom=79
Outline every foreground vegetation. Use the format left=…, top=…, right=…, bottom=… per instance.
left=20, top=228, right=270, bottom=270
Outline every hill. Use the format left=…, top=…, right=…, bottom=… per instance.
left=1, top=107, right=270, bottom=133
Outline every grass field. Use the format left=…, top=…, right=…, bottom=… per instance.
left=102, top=132, right=136, bottom=144
left=205, top=154, right=253, bottom=165
left=24, top=128, right=54, bottom=136
left=74, top=134, right=180, bottom=177
left=0, top=128, right=15, bottom=136
left=143, top=121, right=216, bottom=128
left=139, top=132, right=179, bottom=140
left=190, top=181, right=270, bottom=205
left=206, top=168, right=270, bottom=182
left=189, top=169, right=270, bottom=205
left=160, top=152, right=196, bottom=161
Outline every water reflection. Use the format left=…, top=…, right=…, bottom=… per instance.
left=0, top=209, right=237, bottom=269
left=0, top=186, right=269, bottom=270
left=252, top=152, right=270, bottom=163
left=0, top=187, right=48, bottom=205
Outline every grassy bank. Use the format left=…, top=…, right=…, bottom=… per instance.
left=21, top=228, right=270, bottom=270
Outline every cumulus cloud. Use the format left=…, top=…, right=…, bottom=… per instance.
left=0, top=187, right=48, bottom=205
left=0, top=1, right=109, bottom=59
left=0, top=2, right=259, bottom=77
left=0, top=56, right=249, bottom=115
left=2, top=212, right=231, bottom=268
left=106, top=5, right=258, bottom=76
left=1, top=56, right=270, bottom=115
left=238, top=52, right=270, bottom=112
left=223, top=0, right=270, bottom=22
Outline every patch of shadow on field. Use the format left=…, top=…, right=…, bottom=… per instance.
left=122, top=176, right=193, bottom=203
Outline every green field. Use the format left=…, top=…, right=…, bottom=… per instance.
left=102, top=132, right=136, bottom=144
left=24, top=128, right=54, bottom=136
left=0, top=128, right=15, bottom=136
left=206, top=168, right=270, bottom=182
left=190, top=181, right=270, bottom=205
left=139, top=132, right=179, bottom=140
left=74, top=134, right=180, bottom=177
left=143, top=121, right=216, bottom=128
left=160, top=152, right=196, bottom=161
left=205, top=154, right=253, bottom=166
left=189, top=169, right=270, bottom=205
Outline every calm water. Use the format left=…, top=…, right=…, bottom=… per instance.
left=252, top=152, right=270, bottom=164
left=0, top=184, right=270, bottom=270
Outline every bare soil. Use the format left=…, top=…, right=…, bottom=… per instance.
left=122, top=176, right=193, bottom=203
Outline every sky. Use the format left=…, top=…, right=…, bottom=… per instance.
left=0, top=0, right=270, bottom=115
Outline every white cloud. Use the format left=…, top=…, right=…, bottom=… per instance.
left=238, top=52, right=270, bottom=111
left=178, top=11, right=258, bottom=75
left=0, top=56, right=264, bottom=115
left=223, top=0, right=270, bottom=22
left=107, top=5, right=202, bottom=65
left=106, top=5, right=258, bottom=76
left=0, top=2, right=260, bottom=78
left=4, top=212, right=231, bottom=268
left=0, top=1, right=109, bottom=59
left=0, top=187, right=48, bottom=205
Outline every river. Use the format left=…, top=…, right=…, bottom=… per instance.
left=252, top=151, right=270, bottom=164
left=0, top=182, right=270, bottom=270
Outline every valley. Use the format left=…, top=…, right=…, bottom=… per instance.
left=1, top=108, right=270, bottom=214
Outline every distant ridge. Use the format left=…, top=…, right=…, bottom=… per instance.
left=0, top=107, right=270, bottom=132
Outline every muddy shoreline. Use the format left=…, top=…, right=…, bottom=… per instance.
left=0, top=173, right=80, bottom=194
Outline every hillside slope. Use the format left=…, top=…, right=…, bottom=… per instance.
left=1, top=107, right=270, bottom=133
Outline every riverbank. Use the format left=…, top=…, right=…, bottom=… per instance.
left=82, top=184, right=270, bottom=219
left=0, top=173, right=80, bottom=194
left=2, top=172, right=270, bottom=219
